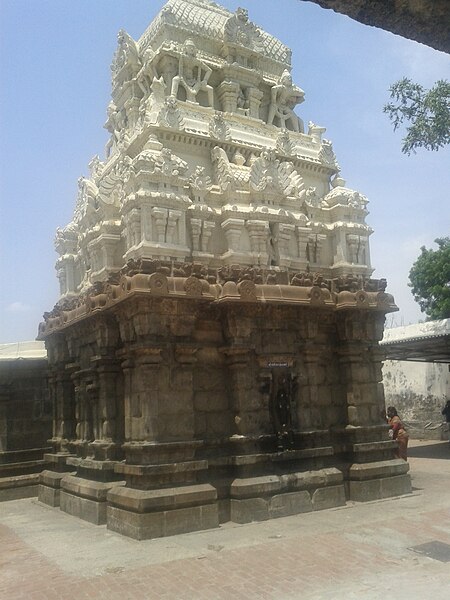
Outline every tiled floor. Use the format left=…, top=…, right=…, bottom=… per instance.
left=1, top=440, right=449, bottom=599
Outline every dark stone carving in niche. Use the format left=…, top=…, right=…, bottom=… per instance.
left=262, top=366, right=298, bottom=451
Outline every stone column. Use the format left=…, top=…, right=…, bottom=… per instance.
left=336, top=311, right=411, bottom=501
left=221, top=218, right=245, bottom=255
left=278, top=223, right=296, bottom=266
left=129, top=346, right=164, bottom=445
left=298, top=343, right=323, bottom=431
left=222, top=347, right=265, bottom=438
left=59, top=315, right=127, bottom=525
left=292, top=226, right=310, bottom=271
left=39, top=362, right=77, bottom=508
left=72, top=369, right=93, bottom=458
left=201, top=221, right=215, bottom=253
left=53, top=367, right=76, bottom=452
left=107, top=342, right=218, bottom=540
left=89, top=357, right=124, bottom=461
left=247, top=220, right=269, bottom=261
left=190, top=218, right=202, bottom=252
left=217, top=80, right=239, bottom=113
left=152, top=208, right=168, bottom=242
left=166, top=210, right=181, bottom=244
left=247, top=87, right=264, bottom=119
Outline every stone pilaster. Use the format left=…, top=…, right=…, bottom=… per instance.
left=71, top=367, right=96, bottom=458
left=38, top=346, right=77, bottom=508
left=217, top=80, right=239, bottom=113
left=336, top=311, right=411, bottom=501
left=223, top=347, right=256, bottom=437
left=247, top=87, right=263, bottom=119
left=106, top=342, right=217, bottom=540
left=89, top=356, right=124, bottom=461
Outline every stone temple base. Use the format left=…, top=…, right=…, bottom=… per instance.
left=57, top=458, right=125, bottom=525
left=347, top=459, right=411, bottom=502
left=0, top=475, right=40, bottom=502
left=60, top=476, right=125, bottom=525
left=38, top=453, right=77, bottom=507
left=38, top=267, right=408, bottom=539
left=229, top=468, right=346, bottom=523
left=0, top=447, right=51, bottom=502
left=107, top=484, right=219, bottom=540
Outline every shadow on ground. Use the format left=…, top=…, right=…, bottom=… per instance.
left=408, top=441, right=450, bottom=460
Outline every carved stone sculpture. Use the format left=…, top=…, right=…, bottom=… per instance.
left=269, top=371, right=297, bottom=451
left=268, top=70, right=305, bottom=132
left=171, top=39, right=214, bottom=105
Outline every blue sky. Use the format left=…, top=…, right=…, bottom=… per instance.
left=0, top=0, right=449, bottom=342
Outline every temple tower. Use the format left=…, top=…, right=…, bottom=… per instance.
left=38, top=0, right=410, bottom=539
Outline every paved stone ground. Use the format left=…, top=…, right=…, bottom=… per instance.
left=1, top=440, right=450, bottom=599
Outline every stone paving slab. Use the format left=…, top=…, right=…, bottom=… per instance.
left=1, top=440, right=449, bottom=599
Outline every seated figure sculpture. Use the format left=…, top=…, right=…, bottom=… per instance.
left=268, top=70, right=304, bottom=132
left=171, top=39, right=214, bottom=105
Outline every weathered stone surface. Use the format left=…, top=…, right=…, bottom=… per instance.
left=60, top=491, right=108, bottom=525
left=349, top=473, right=412, bottom=502
left=230, top=497, right=270, bottom=524
left=38, top=468, right=78, bottom=507
left=302, top=0, right=450, bottom=54
left=312, top=485, right=346, bottom=511
left=35, top=0, right=409, bottom=540
left=0, top=342, right=51, bottom=500
left=107, top=483, right=217, bottom=513
left=348, top=459, right=409, bottom=481
left=230, top=476, right=281, bottom=498
left=61, top=475, right=125, bottom=502
left=38, top=485, right=61, bottom=507
left=269, top=490, right=312, bottom=517
left=40, top=470, right=75, bottom=489
left=107, top=503, right=219, bottom=540
left=0, top=476, right=39, bottom=502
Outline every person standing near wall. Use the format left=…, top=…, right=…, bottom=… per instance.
left=442, top=400, right=450, bottom=443
left=387, top=406, right=409, bottom=460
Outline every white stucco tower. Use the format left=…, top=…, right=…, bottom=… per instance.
left=54, top=0, right=373, bottom=300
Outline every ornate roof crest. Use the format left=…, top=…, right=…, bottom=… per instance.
left=250, top=150, right=304, bottom=197
left=209, top=111, right=230, bottom=140
left=319, top=139, right=340, bottom=171
left=156, top=96, right=184, bottom=129
left=110, top=30, right=141, bottom=80
left=134, top=146, right=189, bottom=179
left=223, top=7, right=264, bottom=52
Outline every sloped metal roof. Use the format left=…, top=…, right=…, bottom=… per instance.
left=381, top=319, right=450, bottom=363
left=0, top=341, right=47, bottom=362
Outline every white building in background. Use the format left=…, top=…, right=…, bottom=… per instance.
left=381, top=319, right=450, bottom=439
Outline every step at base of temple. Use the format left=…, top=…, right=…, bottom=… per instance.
left=229, top=469, right=346, bottom=524
left=0, top=474, right=40, bottom=502
left=347, top=459, right=412, bottom=501
left=106, top=483, right=219, bottom=540
left=59, top=475, right=125, bottom=525
left=38, top=469, right=77, bottom=507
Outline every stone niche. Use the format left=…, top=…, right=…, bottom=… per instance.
left=38, top=0, right=411, bottom=539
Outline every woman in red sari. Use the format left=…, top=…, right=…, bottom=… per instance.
left=387, top=406, right=409, bottom=461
